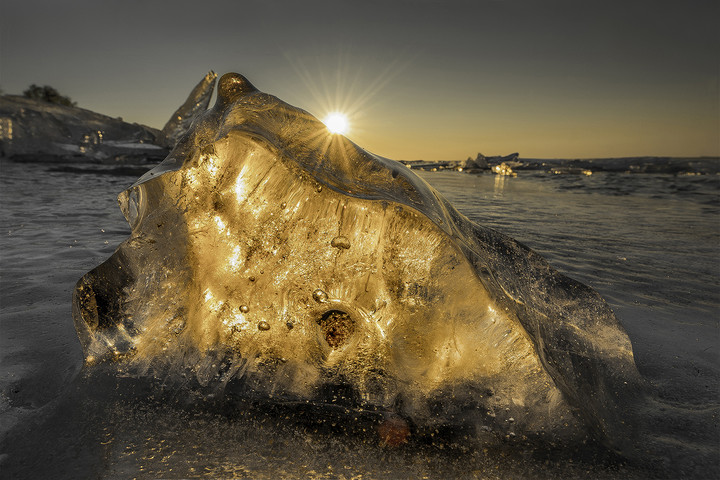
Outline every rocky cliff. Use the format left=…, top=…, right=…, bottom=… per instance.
left=0, top=95, right=167, bottom=163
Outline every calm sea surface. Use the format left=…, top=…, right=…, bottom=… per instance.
left=1, top=158, right=718, bottom=479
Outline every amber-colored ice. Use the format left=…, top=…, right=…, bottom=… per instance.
left=73, top=73, right=647, bottom=449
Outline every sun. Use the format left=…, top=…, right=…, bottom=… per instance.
left=323, top=112, right=350, bottom=135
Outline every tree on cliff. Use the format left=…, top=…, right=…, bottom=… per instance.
left=23, top=84, right=76, bottom=107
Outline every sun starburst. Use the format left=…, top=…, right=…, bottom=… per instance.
left=323, top=112, right=349, bottom=135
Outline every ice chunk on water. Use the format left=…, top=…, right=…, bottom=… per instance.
left=73, top=73, right=647, bottom=452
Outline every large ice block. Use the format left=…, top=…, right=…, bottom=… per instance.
left=73, top=73, right=647, bottom=448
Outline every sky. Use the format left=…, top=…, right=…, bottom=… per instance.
left=1, top=0, right=717, bottom=160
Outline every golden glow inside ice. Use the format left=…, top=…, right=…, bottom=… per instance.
left=228, top=245, right=243, bottom=271
left=94, top=135, right=554, bottom=407
left=234, top=168, right=248, bottom=202
left=322, top=112, right=349, bottom=135
left=213, top=215, right=227, bottom=232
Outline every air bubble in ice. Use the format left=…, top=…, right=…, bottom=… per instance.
left=331, top=236, right=351, bottom=250
left=312, top=289, right=329, bottom=303
left=168, top=317, right=186, bottom=335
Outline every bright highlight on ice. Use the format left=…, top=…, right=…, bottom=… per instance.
left=323, top=112, right=349, bottom=135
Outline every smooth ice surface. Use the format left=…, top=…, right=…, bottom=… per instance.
left=72, top=73, right=648, bottom=453
left=157, top=71, right=217, bottom=148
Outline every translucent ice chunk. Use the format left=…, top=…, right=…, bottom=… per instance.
left=73, top=73, right=647, bottom=450
left=157, top=71, right=217, bottom=148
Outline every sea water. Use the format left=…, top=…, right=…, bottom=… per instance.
left=0, top=158, right=718, bottom=479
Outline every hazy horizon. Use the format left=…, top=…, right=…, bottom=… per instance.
left=1, top=0, right=717, bottom=160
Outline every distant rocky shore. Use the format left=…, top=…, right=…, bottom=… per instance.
left=0, top=71, right=217, bottom=166
left=0, top=95, right=168, bottom=164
